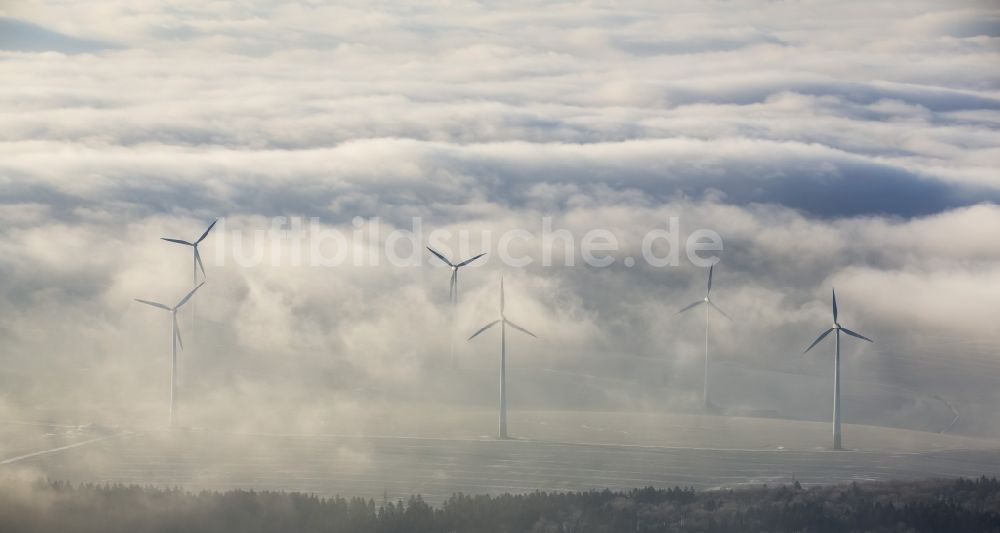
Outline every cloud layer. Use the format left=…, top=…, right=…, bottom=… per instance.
left=0, top=0, right=998, bottom=440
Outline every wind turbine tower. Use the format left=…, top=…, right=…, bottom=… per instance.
left=678, top=264, right=731, bottom=408
left=162, top=219, right=217, bottom=335
left=428, top=246, right=486, bottom=366
left=135, top=282, right=205, bottom=428
left=804, top=288, right=873, bottom=450
left=468, top=275, right=536, bottom=439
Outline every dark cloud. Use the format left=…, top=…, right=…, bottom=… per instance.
left=0, top=18, right=114, bottom=53
left=665, top=79, right=1000, bottom=112
left=615, top=33, right=787, bottom=56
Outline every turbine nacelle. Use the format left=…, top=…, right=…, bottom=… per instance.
left=803, top=288, right=873, bottom=354
left=135, top=282, right=206, bottom=352
left=427, top=246, right=486, bottom=271
left=468, top=275, right=537, bottom=341
left=427, top=246, right=487, bottom=310
left=162, top=219, right=218, bottom=281
left=678, top=265, right=732, bottom=321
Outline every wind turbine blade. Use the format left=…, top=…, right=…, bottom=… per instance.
left=135, top=299, right=170, bottom=311
left=467, top=320, right=500, bottom=341
left=426, top=247, right=454, bottom=267
left=161, top=238, right=193, bottom=246
left=841, top=327, right=873, bottom=343
left=195, top=219, right=218, bottom=244
left=194, top=247, right=206, bottom=278
left=804, top=328, right=834, bottom=353
left=505, top=319, right=537, bottom=339
left=456, top=252, right=486, bottom=267
left=677, top=300, right=705, bottom=314
left=500, top=275, right=505, bottom=315
left=709, top=301, right=732, bottom=321
left=707, top=264, right=714, bottom=296
left=174, top=281, right=205, bottom=310
left=174, top=315, right=184, bottom=351
left=832, top=288, right=838, bottom=323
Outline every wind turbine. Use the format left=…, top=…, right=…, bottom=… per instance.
left=135, top=282, right=205, bottom=428
left=427, top=246, right=486, bottom=366
left=162, top=219, right=217, bottom=335
left=804, top=288, right=873, bottom=450
left=678, top=264, right=731, bottom=408
left=467, top=275, right=536, bottom=439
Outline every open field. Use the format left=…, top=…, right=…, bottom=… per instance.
left=3, top=411, right=1000, bottom=505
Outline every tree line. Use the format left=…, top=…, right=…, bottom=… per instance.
left=2, top=477, right=1000, bottom=532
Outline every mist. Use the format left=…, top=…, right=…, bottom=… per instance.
left=1, top=0, right=999, bottom=510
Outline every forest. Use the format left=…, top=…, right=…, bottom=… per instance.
left=1, top=476, right=1000, bottom=532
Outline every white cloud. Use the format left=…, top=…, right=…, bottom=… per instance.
left=0, top=0, right=998, bottom=438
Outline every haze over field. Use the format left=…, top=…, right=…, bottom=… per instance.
left=0, top=0, right=999, bottom=458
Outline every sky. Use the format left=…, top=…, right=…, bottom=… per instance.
left=0, top=0, right=999, bottom=439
